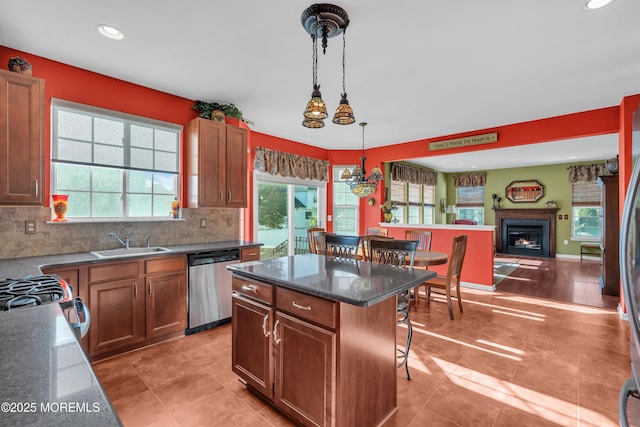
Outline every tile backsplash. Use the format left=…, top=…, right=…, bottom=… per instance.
left=0, top=207, right=239, bottom=260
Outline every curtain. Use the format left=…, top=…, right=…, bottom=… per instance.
left=254, top=147, right=330, bottom=181
left=567, top=163, right=609, bottom=182
left=453, top=172, right=486, bottom=188
left=390, top=162, right=438, bottom=185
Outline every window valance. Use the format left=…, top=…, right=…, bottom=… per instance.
left=567, top=163, right=609, bottom=183
left=390, top=162, right=438, bottom=186
left=254, top=147, right=330, bottom=181
left=454, top=172, right=486, bottom=188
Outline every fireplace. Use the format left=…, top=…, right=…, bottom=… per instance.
left=494, top=208, right=559, bottom=258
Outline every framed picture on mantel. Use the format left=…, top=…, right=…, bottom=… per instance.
left=505, top=179, right=545, bottom=203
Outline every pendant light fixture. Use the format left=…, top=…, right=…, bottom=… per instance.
left=332, top=30, right=355, bottom=125
left=340, top=123, right=383, bottom=198
left=301, top=4, right=354, bottom=128
left=302, top=33, right=327, bottom=127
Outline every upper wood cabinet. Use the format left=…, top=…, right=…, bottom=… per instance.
left=186, top=118, right=247, bottom=208
left=0, top=69, right=44, bottom=205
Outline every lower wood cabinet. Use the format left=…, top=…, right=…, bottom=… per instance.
left=232, top=275, right=396, bottom=427
left=85, top=255, right=187, bottom=360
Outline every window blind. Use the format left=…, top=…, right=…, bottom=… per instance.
left=572, top=181, right=602, bottom=206
left=456, top=186, right=484, bottom=206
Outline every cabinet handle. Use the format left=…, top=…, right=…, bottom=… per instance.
left=149, top=284, right=152, bottom=295
left=242, top=284, right=257, bottom=293
left=220, top=191, right=224, bottom=202
left=34, top=179, right=38, bottom=198
left=228, top=191, right=231, bottom=202
left=273, top=320, right=281, bottom=344
left=292, top=301, right=312, bottom=311
left=134, top=283, right=138, bottom=297
left=262, top=314, right=270, bottom=337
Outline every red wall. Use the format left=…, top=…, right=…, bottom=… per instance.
left=1, top=45, right=632, bottom=243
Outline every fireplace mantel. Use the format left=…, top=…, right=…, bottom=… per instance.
left=493, top=208, right=559, bottom=257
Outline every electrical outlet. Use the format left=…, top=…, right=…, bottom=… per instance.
left=25, top=220, right=36, bottom=234
left=564, top=239, right=569, bottom=245
left=200, top=219, right=206, bottom=228
left=226, top=217, right=232, bottom=227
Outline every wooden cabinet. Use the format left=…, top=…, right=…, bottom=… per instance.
left=87, top=261, right=145, bottom=357
left=231, top=275, right=395, bottom=427
left=0, top=69, right=44, bottom=205
left=599, top=175, right=619, bottom=296
left=274, top=311, right=336, bottom=426
left=232, top=294, right=273, bottom=398
left=240, top=246, right=261, bottom=261
left=145, top=257, right=187, bottom=337
left=186, top=118, right=247, bottom=208
left=232, top=276, right=334, bottom=426
left=86, top=255, right=187, bottom=360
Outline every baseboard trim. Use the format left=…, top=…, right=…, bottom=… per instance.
left=618, top=303, right=629, bottom=321
left=461, top=281, right=496, bottom=292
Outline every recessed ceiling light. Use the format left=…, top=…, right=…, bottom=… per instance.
left=569, top=156, right=577, bottom=159
left=583, top=0, right=615, bottom=10
left=471, top=165, right=477, bottom=169
left=96, top=24, right=124, bottom=40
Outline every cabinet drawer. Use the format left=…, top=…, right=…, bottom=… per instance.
left=88, top=261, right=139, bottom=283
left=232, top=276, right=273, bottom=305
left=276, top=287, right=336, bottom=329
left=241, top=247, right=260, bottom=261
left=146, top=255, right=186, bottom=275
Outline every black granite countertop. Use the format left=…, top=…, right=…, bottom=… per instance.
left=0, top=303, right=122, bottom=426
left=228, top=254, right=436, bottom=307
left=0, top=240, right=262, bottom=279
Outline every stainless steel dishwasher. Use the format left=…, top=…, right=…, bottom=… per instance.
left=186, top=249, right=241, bottom=335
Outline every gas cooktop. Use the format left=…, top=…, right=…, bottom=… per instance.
left=0, top=275, right=71, bottom=311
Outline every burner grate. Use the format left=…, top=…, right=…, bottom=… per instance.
left=0, top=275, right=66, bottom=311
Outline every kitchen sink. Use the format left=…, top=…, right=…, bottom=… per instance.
left=91, top=247, right=172, bottom=259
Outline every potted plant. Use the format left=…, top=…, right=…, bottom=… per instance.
left=380, top=200, right=397, bottom=223
left=191, top=100, right=253, bottom=125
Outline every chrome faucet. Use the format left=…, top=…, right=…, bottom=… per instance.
left=109, top=232, right=129, bottom=248
left=145, top=236, right=151, bottom=248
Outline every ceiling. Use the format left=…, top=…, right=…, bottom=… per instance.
left=1, top=0, right=639, bottom=172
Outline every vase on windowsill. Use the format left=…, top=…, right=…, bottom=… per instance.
left=383, top=213, right=393, bottom=223
left=52, top=194, right=69, bottom=222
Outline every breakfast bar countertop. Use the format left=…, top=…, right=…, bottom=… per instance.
left=228, top=253, right=436, bottom=307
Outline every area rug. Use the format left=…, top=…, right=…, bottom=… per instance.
left=494, top=261, right=520, bottom=285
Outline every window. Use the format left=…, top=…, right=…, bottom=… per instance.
left=391, top=179, right=435, bottom=224
left=333, top=166, right=359, bottom=235
left=51, top=100, right=181, bottom=219
left=456, top=186, right=484, bottom=224
left=572, top=181, right=602, bottom=239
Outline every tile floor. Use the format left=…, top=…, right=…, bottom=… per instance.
left=93, top=288, right=632, bottom=426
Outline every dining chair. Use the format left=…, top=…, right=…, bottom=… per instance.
left=369, top=238, right=418, bottom=380
left=365, top=227, right=388, bottom=237
left=404, top=229, right=432, bottom=251
left=416, top=235, right=468, bottom=320
left=306, top=228, right=325, bottom=254
left=325, top=234, right=361, bottom=261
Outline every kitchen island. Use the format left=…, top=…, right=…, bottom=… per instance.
left=228, top=254, right=436, bottom=427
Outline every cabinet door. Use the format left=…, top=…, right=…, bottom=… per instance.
left=89, top=279, right=145, bottom=356
left=274, top=311, right=336, bottom=427
left=146, top=272, right=187, bottom=337
left=226, top=126, right=247, bottom=207
left=0, top=69, right=44, bottom=205
left=232, top=294, right=273, bottom=399
left=41, top=266, right=80, bottom=297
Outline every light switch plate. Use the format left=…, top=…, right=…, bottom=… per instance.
left=25, top=220, right=36, bottom=234
left=200, top=219, right=206, bottom=228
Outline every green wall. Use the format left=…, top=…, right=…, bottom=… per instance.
left=444, top=161, right=608, bottom=257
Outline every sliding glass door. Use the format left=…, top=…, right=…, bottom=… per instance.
left=254, top=172, right=326, bottom=259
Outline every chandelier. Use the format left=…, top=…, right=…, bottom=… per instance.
left=341, top=123, right=383, bottom=198
left=301, top=4, right=355, bottom=128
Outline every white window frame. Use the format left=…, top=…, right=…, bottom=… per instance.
left=332, top=165, right=360, bottom=236
left=50, top=99, right=182, bottom=222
